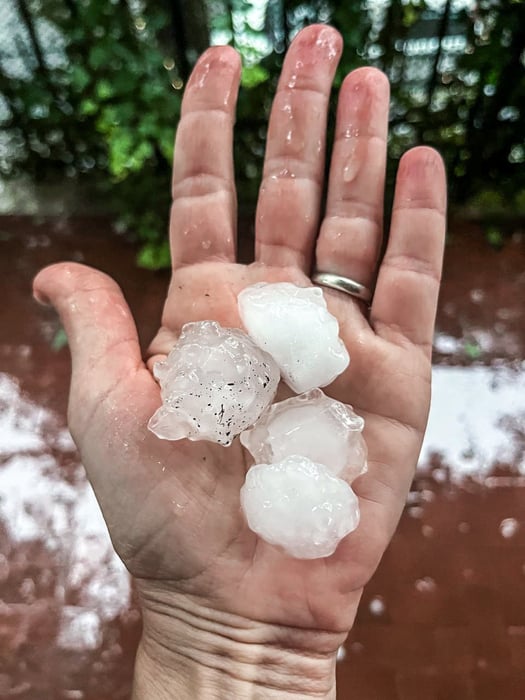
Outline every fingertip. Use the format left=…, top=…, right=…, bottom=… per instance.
left=335, top=67, right=390, bottom=139
left=34, top=261, right=115, bottom=290
left=196, top=44, right=242, bottom=73
left=398, top=146, right=446, bottom=176
left=341, top=66, right=390, bottom=95
left=33, top=262, right=75, bottom=307
left=290, top=23, right=343, bottom=61
left=396, top=146, right=447, bottom=214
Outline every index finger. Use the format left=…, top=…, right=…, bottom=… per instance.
left=170, top=46, right=241, bottom=268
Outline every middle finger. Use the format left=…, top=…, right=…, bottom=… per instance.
left=255, top=25, right=342, bottom=272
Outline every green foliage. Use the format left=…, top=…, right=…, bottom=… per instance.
left=241, top=64, right=270, bottom=89
left=463, top=339, right=482, bottom=360
left=137, top=239, right=171, bottom=270
left=51, top=326, right=68, bottom=351
left=1, top=1, right=180, bottom=266
left=485, top=225, right=504, bottom=249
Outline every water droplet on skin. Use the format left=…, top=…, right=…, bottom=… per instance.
left=343, top=160, right=359, bottom=183
left=223, top=87, right=232, bottom=106
left=196, top=62, right=210, bottom=88
left=336, top=645, right=346, bottom=662
left=500, top=517, right=519, bottom=538
left=288, top=74, right=297, bottom=88
left=284, top=125, right=305, bottom=153
left=315, top=28, right=339, bottom=61
left=271, top=168, right=296, bottom=180
left=201, top=240, right=211, bottom=250
left=341, top=129, right=363, bottom=182
left=344, top=126, right=360, bottom=139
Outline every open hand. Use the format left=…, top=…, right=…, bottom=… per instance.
left=34, top=25, right=446, bottom=698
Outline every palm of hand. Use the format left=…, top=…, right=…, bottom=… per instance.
left=60, top=259, right=429, bottom=633
left=34, top=26, right=446, bottom=637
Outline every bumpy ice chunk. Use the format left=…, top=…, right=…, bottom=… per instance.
left=238, top=282, right=349, bottom=393
left=240, top=389, right=367, bottom=480
left=148, top=321, right=279, bottom=446
left=240, top=455, right=360, bottom=559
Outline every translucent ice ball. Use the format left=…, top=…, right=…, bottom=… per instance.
left=148, top=321, right=280, bottom=446
left=238, top=282, right=349, bottom=393
left=240, top=455, right=360, bottom=559
left=240, top=389, right=367, bottom=480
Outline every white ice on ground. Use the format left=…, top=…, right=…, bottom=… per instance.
left=240, top=456, right=360, bottom=559
left=238, top=283, right=349, bottom=393
left=0, top=374, right=131, bottom=649
left=148, top=321, right=280, bottom=446
left=241, top=389, right=367, bottom=480
left=419, top=364, right=525, bottom=476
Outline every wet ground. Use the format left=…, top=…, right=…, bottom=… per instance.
left=1, top=216, right=524, bottom=699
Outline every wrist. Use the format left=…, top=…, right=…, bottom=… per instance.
left=132, top=588, right=343, bottom=699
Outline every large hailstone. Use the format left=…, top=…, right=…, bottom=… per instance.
left=148, top=321, right=279, bottom=446
left=240, top=389, right=367, bottom=480
left=237, top=282, right=349, bottom=393
left=240, top=456, right=360, bottom=559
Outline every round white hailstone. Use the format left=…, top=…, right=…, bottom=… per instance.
left=240, top=389, right=367, bottom=480
left=240, top=456, right=360, bottom=559
left=148, top=321, right=280, bottom=446
left=237, top=282, right=349, bottom=393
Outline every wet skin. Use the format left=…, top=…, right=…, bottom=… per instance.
left=34, top=24, right=447, bottom=698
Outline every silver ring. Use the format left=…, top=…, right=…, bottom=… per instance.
left=312, top=271, right=372, bottom=303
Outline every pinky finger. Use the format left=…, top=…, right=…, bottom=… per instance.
left=370, top=147, right=447, bottom=356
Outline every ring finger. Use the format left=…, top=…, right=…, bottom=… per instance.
left=315, top=68, right=390, bottom=291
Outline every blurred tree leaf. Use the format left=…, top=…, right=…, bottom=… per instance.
left=1, top=0, right=524, bottom=270
left=137, top=240, right=171, bottom=270
left=241, top=64, right=270, bottom=88
left=51, top=327, right=68, bottom=351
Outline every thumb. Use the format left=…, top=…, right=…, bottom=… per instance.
left=33, top=262, right=144, bottom=432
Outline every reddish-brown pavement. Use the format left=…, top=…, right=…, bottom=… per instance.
left=1, top=217, right=524, bottom=699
